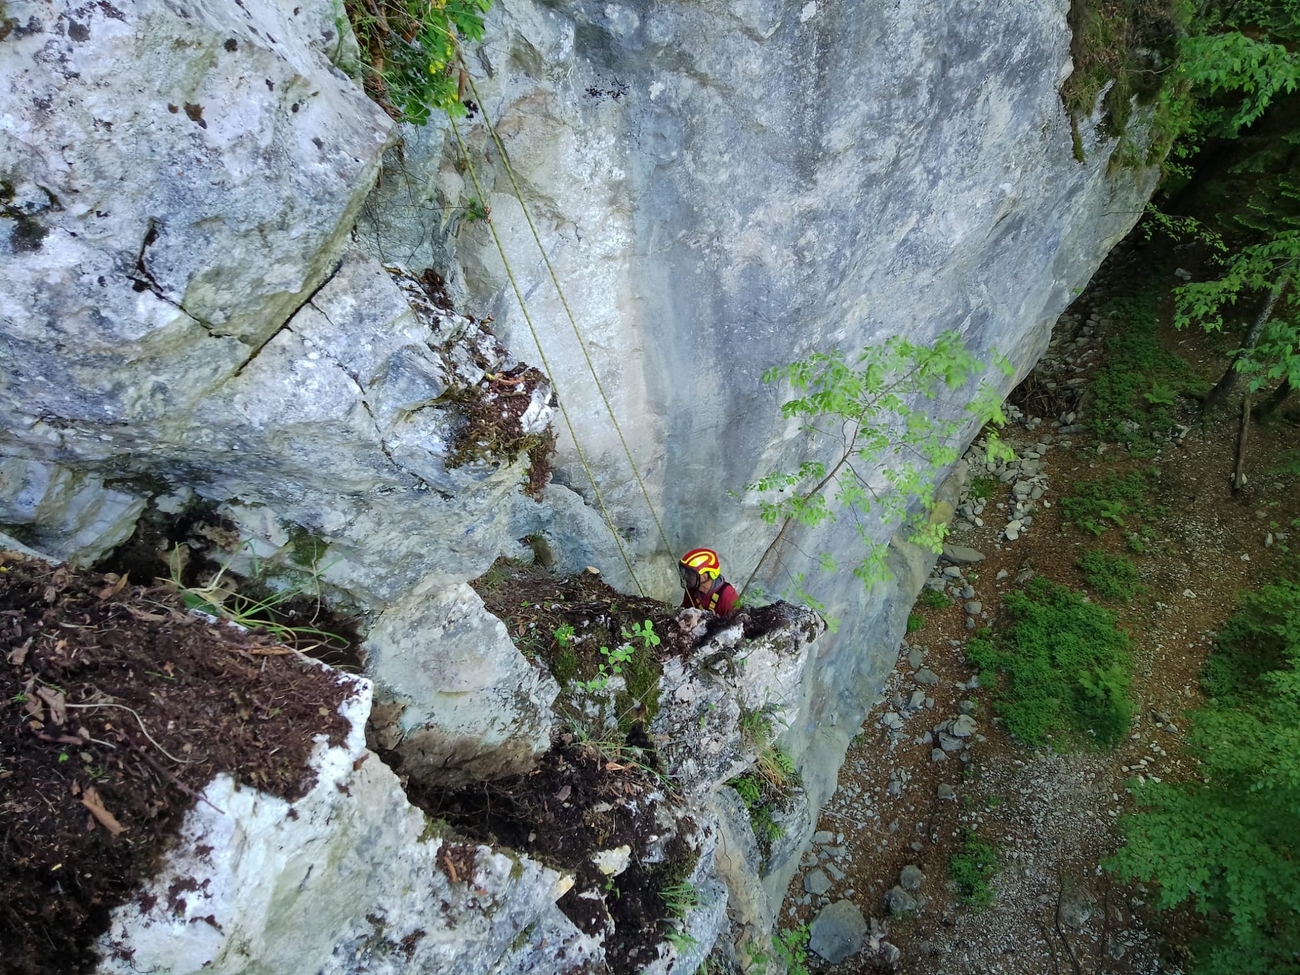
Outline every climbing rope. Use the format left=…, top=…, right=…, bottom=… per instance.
left=454, top=52, right=677, bottom=567
left=448, top=114, right=646, bottom=596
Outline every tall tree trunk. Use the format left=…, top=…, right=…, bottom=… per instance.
left=1204, top=274, right=1291, bottom=414
left=1256, top=376, right=1294, bottom=421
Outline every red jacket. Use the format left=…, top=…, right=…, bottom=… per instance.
left=682, top=581, right=738, bottom=616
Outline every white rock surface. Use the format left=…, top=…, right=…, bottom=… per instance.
left=365, top=583, right=560, bottom=786
left=0, top=457, right=146, bottom=563
left=95, top=669, right=599, bottom=975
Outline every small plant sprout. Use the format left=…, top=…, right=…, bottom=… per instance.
left=621, top=619, right=660, bottom=648
left=660, top=880, right=700, bottom=918
left=1144, top=381, right=1178, bottom=405
left=576, top=643, right=635, bottom=693
left=553, top=623, right=576, bottom=647
left=462, top=197, right=490, bottom=223
left=665, top=927, right=699, bottom=954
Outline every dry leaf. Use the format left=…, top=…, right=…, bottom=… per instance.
left=36, top=686, right=66, bottom=726
left=555, top=784, right=571, bottom=802
left=96, top=572, right=130, bottom=601
left=8, top=637, right=31, bottom=667
left=81, top=787, right=127, bottom=836
left=124, top=605, right=167, bottom=622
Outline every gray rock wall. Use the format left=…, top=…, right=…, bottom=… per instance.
left=366, top=0, right=1155, bottom=605
left=359, top=0, right=1160, bottom=899
left=1, top=0, right=1163, bottom=964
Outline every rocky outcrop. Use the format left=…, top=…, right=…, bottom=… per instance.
left=94, top=669, right=601, bottom=975
left=2, top=0, right=1168, bottom=968
left=365, top=583, right=560, bottom=787
left=0, top=0, right=559, bottom=607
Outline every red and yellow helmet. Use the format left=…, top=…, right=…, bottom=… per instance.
left=678, top=548, right=722, bottom=588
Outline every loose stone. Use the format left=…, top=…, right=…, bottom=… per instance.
left=809, top=900, right=868, bottom=964
left=885, top=886, right=918, bottom=915
left=804, top=869, right=832, bottom=896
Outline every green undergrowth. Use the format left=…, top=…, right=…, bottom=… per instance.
left=470, top=558, right=672, bottom=728
left=1110, top=580, right=1300, bottom=974
left=343, top=0, right=492, bottom=123
left=729, top=719, right=799, bottom=859
left=744, top=926, right=813, bottom=975
left=1087, top=292, right=1208, bottom=448
left=949, top=830, right=1000, bottom=911
left=1061, top=0, right=1182, bottom=163
left=919, top=589, right=953, bottom=610
left=1060, top=467, right=1166, bottom=539
left=1078, top=549, right=1146, bottom=602
left=967, top=577, right=1134, bottom=749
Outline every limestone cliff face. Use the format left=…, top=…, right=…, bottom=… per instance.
left=1, top=0, right=1158, bottom=966
left=360, top=0, right=1159, bottom=858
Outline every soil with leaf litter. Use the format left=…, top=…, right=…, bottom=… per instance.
left=782, top=235, right=1300, bottom=973
left=0, top=554, right=352, bottom=975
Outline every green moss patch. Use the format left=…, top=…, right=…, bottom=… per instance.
left=967, top=578, right=1134, bottom=749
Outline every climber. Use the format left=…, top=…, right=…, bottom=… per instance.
left=678, top=547, right=739, bottom=616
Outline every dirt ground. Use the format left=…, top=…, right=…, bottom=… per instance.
left=0, top=556, right=352, bottom=975
left=781, top=243, right=1300, bottom=973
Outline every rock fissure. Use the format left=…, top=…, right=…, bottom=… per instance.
left=127, top=218, right=214, bottom=329
left=228, top=257, right=347, bottom=376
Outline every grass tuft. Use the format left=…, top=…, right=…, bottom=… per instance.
left=950, top=831, right=1000, bottom=911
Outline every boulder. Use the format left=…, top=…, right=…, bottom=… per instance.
left=365, top=584, right=559, bottom=786
left=809, top=900, right=868, bottom=964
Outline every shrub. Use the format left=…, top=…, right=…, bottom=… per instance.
left=1078, top=549, right=1145, bottom=601
left=966, top=578, right=1134, bottom=749
left=1061, top=469, right=1163, bottom=536
left=950, top=831, right=999, bottom=911
left=920, top=589, right=952, bottom=610
left=1110, top=581, right=1300, bottom=974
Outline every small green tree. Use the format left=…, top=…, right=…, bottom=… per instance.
left=739, top=332, right=1011, bottom=604
left=1110, top=581, right=1300, bottom=974
left=1151, top=2, right=1300, bottom=417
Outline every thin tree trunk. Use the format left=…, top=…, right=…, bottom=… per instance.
left=1205, top=275, right=1290, bottom=414
left=1234, top=393, right=1251, bottom=490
